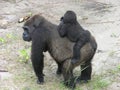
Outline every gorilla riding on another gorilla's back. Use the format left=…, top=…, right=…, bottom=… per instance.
left=22, top=13, right=97, bottom=88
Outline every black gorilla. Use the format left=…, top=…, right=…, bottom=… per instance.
left=58, top=11, right=91, bottom=64
left=22, top=14, right=97, bottom=88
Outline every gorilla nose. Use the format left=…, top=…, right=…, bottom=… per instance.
left=22, top=26, right=29, bottom=30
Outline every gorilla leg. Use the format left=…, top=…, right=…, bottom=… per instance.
left=56, top=62, right=63, bottom=75
left=31, top=52, right=44, bottom=84
left=76, top=57, right=92, bottom=83
left=79, top=42, right=97, bottom=82
left=71, top=31, right=91, bottom=64
left=77, top=42, right=97, bottom=83
left=80, top=62, right=92, bottom=82
left=31, top=42, right=45, bottom=84
left=62, top=60, right=75, bottom=88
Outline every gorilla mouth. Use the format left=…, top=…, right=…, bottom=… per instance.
left=24, top=39, right=31, bottom=42
left=23, top=36, right=31, bottom=42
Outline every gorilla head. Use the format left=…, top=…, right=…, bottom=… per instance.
left=61, top=10, right=77, bottom=24
left=22, top=15, right=44, bottom=41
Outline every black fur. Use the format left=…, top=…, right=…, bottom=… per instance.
left=22, top=14, right=97, bottom=88
left=58, top=11, right=91, bottom=64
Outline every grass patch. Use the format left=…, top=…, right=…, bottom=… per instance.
left=117, top=64, right=120, bottom=70
left=0, top=37, right=6, bottom=44
left=18, top=48, right=30, bottom=63
left=92, top=79, right=109, bottom=90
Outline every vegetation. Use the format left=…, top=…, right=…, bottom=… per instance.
left=18, top=48, right=30, bottom=63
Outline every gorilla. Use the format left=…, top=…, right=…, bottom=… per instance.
left=22, top=14, right=97, bottom=88
left=58, top=10, right=91, bottom=64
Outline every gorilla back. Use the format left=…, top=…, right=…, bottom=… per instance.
left=22, top=14, right=97, bottom=88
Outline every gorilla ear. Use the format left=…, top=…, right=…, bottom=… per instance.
left=34, top=18, right=41, bottom=27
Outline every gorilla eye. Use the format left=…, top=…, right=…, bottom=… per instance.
left=23, top=26, right=29, bottom=31
left=24, top=28, right=28, bottom=31
left=60, top=17, right=64, bottom=21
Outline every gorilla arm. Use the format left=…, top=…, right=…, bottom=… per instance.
left=57, top=22, right=68, bottom=37
left=31, top=37, right=46, bottom=83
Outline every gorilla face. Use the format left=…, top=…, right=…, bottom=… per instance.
left=22, top=26, right=32, bottom=41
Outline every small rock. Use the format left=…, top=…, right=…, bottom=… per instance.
left=0, top=20, right=8, bottom=29
left=97, top=49, right=104, bottom=53
left=0, top=72, right=12, bottom=81
left=18, top=15, right=30, bottom=23
left=24, top=16, right=30, bottom=20
left=18, top=17, right=24, bottom=23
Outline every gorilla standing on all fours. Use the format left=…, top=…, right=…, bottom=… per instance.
left=58, top=10, right=91, bottom=64
left=22, top=14, right=97, bottom=88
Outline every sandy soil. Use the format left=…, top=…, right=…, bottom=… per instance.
left=0, top=0, right=120, bottom=90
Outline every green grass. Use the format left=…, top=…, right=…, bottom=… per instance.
left=117, top=64, right=120, bottom=70
left=92, top=79, right=110, bottom=90
left=75, top=76, right=110, bottom=90
left=0, top=37, right=6, bottom=43
left=18, top=48, right=30, bottom=63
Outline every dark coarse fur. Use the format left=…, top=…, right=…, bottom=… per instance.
left=22, top=14, right=97, bottom=88
left=57, top=11, right=91, bottom=64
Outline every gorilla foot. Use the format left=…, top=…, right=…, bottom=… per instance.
left=37, top=80, right=44, bottom=84
left=76, top=76, right=90, bottom=83
left=37, top=75, right=44, bottom=84
left=64, top=81, right=76, bottom=89
left=37, top=78, right=44, bottom=84
left=64, top=78, right=76, bottom=89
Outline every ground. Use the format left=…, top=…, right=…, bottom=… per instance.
left=0, top=0, right=120, bottom=90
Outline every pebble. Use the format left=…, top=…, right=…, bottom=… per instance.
left=0, top=20, right=8, bottom=29
left=0, top=72, right=12, bottom=81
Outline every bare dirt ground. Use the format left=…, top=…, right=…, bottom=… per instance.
left=0, top=0, right=120, bottom=90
